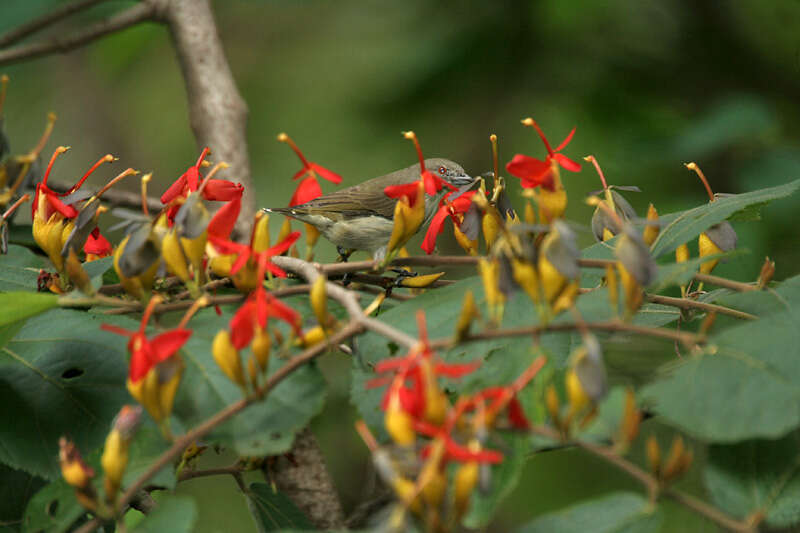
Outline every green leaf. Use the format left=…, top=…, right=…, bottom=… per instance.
left=246, top=482, right=313, bottom=532
left=0, top=309, right=131, bottom=478
left=705, top=432, right=800, bottom=529
left=169, top=307, right=327, bottom=458
left=513, top=492, right=661, bottom=533
left=132, top=494, right=197, bottom=533
left=0, top=464, right=45, bottom=532
left=0, top=292, right=57, bottom=328
left=649, top=180, right=800, bottom=258
left=641, top=305, right=800, bottom=442
left=21, top=479, right=85, bottom=533
left=0, top=245, right=46, bottom=292
left=124, top=422, right=175, bottom=490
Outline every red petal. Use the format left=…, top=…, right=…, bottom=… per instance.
left=292, top=167, right=312, bottom=181
left=230, top=302, right=256, bottom=349
left=505, top=154, right=550, bottom=181
left=203, top=179, right=244, bottom=202
left=100, top=323, right=135, bottom=337
left=185, top=166, right=200, bottom=192
left=208, top=195, right=242, bottom=240
left=290, top=177, right=322, bottom=207
left=421, top=206, right=449, bottom=254
left=254, top=287, right=268, bottom=328
left=374, top=356, right=413, bottom=373
left=229, top=250, right=251, bottom=275
left=266, top=296, right=301, bottom=333
left=384, top=182, right=419, bottom=200
left=263, top=261, right=287, bottom=278
left=445, top=439, right=503, bottom=464
left=160, top=175, right=187, bottom=204
left=366, top=375, right=392, bottom=389
left=310, top=162, right=343, bottom=184
left=434, top=360, right=482, bottom=378
left=150, top=329, right=192, bottom=363
left=46, top=193, right=78, bottom=218
left=265, top=231, right=301, bottom=256
left=422, top=170, right=443, bottom=195
left=84, top=231, right=112, bottom=257
left=553, top=153, right=581, bottom=172
left=128, top=346, right=153, bottom=383
left=507, top=396, right=530, bottom=429
left=554, top=127, right=577, bottom=152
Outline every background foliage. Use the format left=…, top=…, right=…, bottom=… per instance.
left=1, top=1, right=800, bottom=532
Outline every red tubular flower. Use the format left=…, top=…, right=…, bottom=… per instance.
left=403, top=131, right=452, bottom=195
left=210, top=230, right=300, bottom=280
left=207, top=194, right=242, bottom=240
left=369, top=311, right=481, bottom=420
left=32, top=147, right=114, bottom=220
left=228, top=286, right=301, bottom=349
left=421, top=190, right=478, bottom=254
left=84, top=228, right=112, bottom=258
left=506, top=118, right=580, bottom=191
left=384, top=181, right=424, bottom=208
left=101, top=299, right=191, bottom=383
left=160, top=148, right=243, bottom=207
left=277, top=133, right=342, bottom=185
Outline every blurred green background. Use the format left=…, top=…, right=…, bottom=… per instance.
left=2, top=0, right=799, bottom=531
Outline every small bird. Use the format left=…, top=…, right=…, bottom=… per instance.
left=263, top=158, right=472, bottom=260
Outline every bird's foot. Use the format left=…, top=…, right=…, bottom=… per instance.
left=391, top=269, right=418, bottom=287
left=336, top=246, right=353, bottom=263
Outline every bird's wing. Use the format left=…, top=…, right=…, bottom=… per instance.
left=286, top=171, right=418, bottom=221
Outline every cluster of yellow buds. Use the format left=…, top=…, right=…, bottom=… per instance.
left=646, top=434, right=694, bottom=484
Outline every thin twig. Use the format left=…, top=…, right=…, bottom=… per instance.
left=646, top=294, right=756, bottom=320
left=693, top=272, right=758, bottom=292
left=273, top=256, right=419, bottom=349
left=115, top=321, right=363, bottom=514
left=428, top=320, right=702, bottom=351
left=177, top=464, right=244, bottom=483
left=0, top=3, right=156, bottom=66
left=0, top=0, right=112, bottom=48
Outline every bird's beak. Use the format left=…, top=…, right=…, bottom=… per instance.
left=451, top=173, right=475, bottom=188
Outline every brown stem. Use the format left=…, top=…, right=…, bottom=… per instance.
left=0, top=0, right=113, bottom=48
left=177, top=464, right=243, bottom=483
left=646, top=294, right=756, bottom=320
left=116, top=321, right=363, bottom=513
left=428, top=320, right=702, bottom=351
left=693, top=273, right=758, bottom=292
left=272, top=256, right=419, bottom=349
left=0, top=3, right=156, bottom=65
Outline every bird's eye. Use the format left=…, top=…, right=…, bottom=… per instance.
left=438, top=166, right=446, bottom=175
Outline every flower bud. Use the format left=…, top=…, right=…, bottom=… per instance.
left=213, top=329, right=245, bottom=388
left=618, top=388, right=641, bottom=446
left=60, top=437, right=94, bottom=490
left=699, top=221, right=737, bottom=275
left=757, top=257, right=775, bottom=289
left=101, top=405, right=142, bottom=502
left=478, top=257, right=504, bottom=325
left=481, top=210, right=500, bottom=250
left=295, top=325, right=326, bottom=348
left=511, top=258, right=541, bottom=305
left=385, top=388, right=415, bottom=446
left=397, top=271, right=445, bottom=288
left=162, top=229, right=191, bottom=282
left=454, top=290, right=479, bottom=341
left=546, top=384, right=561, bottom=428
left=453, top=440, right=482, bottom=518
left=252, top=327, right=271, bottom=371
left=642, top=204, right=660, bottom=246
left=646, top=435, right=661, bottom=476
left=310, top=275, right=328, bottom=327
left=420, top=360, right=448, bottom=425
left=606, top=264, right=619, bottom=315
left=662, top=436, right=692, bottom=483
left=252, top=213, right=270, bottom=253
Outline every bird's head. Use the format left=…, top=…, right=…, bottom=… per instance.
left=423, top=158, right=473, bottom=189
